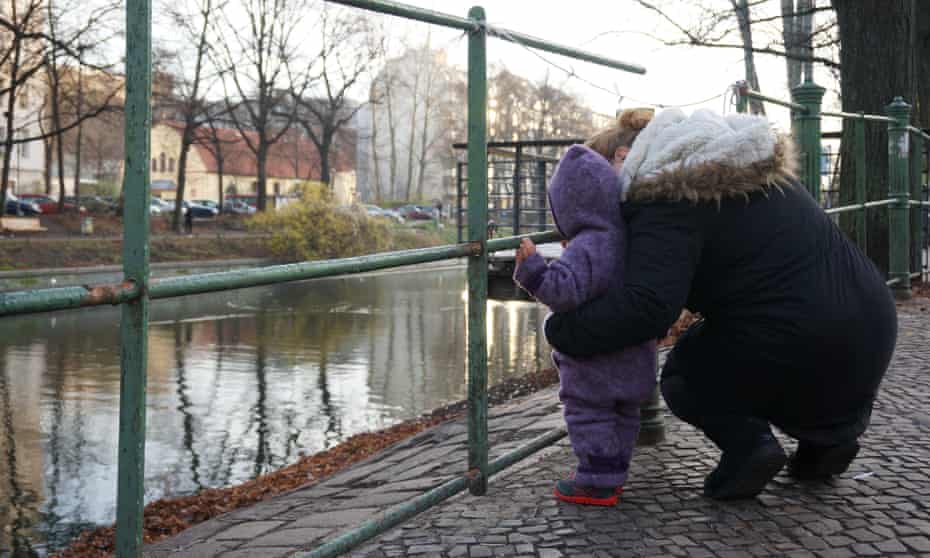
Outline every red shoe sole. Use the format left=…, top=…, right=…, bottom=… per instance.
left=553, top=487, right=619, bottom=506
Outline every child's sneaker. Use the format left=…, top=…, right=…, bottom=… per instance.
left=554, top=479, right=620, bottom=506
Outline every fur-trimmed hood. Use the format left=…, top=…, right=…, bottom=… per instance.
left=621, top=108, right=798, bottom=203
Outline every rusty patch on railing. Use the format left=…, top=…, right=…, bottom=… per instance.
left=83, top=281, right=138, bottom=305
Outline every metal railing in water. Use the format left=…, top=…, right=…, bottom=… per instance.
left=735, top=82, right=930, bottom=292
left=0, top=1, right=645, bottom=556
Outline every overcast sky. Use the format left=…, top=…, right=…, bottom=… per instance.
left=145, top=0, right=841, bottom=133
left=356, top=0, right=841, bottom=132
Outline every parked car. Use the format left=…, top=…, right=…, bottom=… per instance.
left=192, top=200, right=220, bottom=212
left=362, top=204, right=405, bottom=224
left=64, top=196, right=118, bottom=214
left=396, top=204, right=432, bottom=220
left=182, top=200, right=219, bottom=218
left=4, top=193, right=42, bottom=216
left=151, top=197, right=176, bottom=212
left=17, top=194, right=76, bottom=214
left=223, top=200, right=257, bottom=215
left=149, top=200, right=163, bottom=216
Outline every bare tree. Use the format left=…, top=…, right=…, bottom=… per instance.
left=369, top=67, right=400, bottom=200
left=0, top=0, right=46, bottom=209
left=211, top=0, right=311, bottom=211
left=634, top=0, right=838, bottom=96
left=196, top=102, right=239, bottom=209
left=290, top=7, right=382, bottom=189
left=161, top=0, right=224, bottom=231
left=12, top=0, right=122, bottom=211
left=367, top=44, right=463, bottom=203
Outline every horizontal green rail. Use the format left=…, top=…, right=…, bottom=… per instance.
left=324, top=0, right=646, bottom=74
left=741, top=88, right=807, bottom=113
left=297, top=427, right=567, bottom=558
left=821, top=110, right=895, bottom=123
left=0, top=231, right=563, bottom=317
left=911, top=200, right=930, bottom=207
left=908, top=125, right=930, bottom=142
left=0, top=281, right=140, bottom=317
left=824, top=198, right=897, bottom=215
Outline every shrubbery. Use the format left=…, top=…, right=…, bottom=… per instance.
left=248, top=184, right=394, bottom=261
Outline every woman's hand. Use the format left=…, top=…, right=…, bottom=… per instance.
left=516, top=238, right=536, bottom=265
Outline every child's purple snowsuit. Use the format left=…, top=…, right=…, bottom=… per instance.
left=514, top=145, right=657, bottom=488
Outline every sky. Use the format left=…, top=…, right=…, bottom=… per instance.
left=350, top=0, right=841, bottom=133
left=142, top=0, right=842, bottom=134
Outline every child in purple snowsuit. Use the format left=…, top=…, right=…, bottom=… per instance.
left=514, top=144, right=657, bottom=506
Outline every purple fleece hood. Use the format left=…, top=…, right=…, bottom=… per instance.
left=549, top=144, right=623, bottom=238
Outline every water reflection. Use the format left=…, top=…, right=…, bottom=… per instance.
left=0, top=267, right=549, bottom=555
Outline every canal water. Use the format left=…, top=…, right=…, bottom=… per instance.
left=0, top=266, right=550, bottom=556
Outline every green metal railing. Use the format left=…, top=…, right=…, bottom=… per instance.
left=0, top=1, right=645, bottom=556
left=735, top=81, right=930, bottom=296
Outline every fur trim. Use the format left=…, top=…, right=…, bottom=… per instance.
left=628, top=134, right=798, bottom=203
left=622, top=108, right=800, bottom=203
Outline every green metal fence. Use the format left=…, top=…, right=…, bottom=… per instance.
left=735, top=81, right=930, bottom=294
left=0, top=1, right=645, bottom=556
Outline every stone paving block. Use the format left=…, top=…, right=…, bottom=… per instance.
left=246, top=526, right=332, bottom=547
left=873, top=539, right=909, bottom=554
left=219, top=547, right=294, bottom=558
left=332, top=491, right=423, bottom=510
left=145, top=540, right=239, bottom=558
left=214, top=521, right=286, bottom=540
left=901, top=535, right=930, bottom=553
left=288, top=507, right=379, bottom=529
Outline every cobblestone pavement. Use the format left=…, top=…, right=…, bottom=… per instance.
left=145, top=305, right=930, bottom=557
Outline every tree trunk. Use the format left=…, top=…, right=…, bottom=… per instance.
left=72, top=68, right=85, bottom=211
left=385, top=80, right=398, bottom=201
left=217, top=155, right=225, bottom=210
left=917, top=6, right=930, bottom=127
left=732, top=0, right=765, bottom=115
left=319, top=132, right=332, bottom=187
left=43, top=136, right=52, bottom=195
left=404, top=65, right=421, bottom=201
left=257, top=143, right=268, bottom=211
left=798, top=0, right=814, bottom=82
left=835, top=0, right=917, bottom=275
left=174, top=128, right=193, bottom=232
left=370, top=95, right=383, bottom=203
left=1, top=38, right=23, bottom=211
left=56, top=123, right=66, bottom=211
left=781, top=0, right=803, bottom=89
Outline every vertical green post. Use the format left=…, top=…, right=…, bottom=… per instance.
left=791, top=81, right=825, bottom=202
left=512, top=145, right=522, bottom=236
left=886, top=97, right=911, bottom=298
left=466, top=5, right=489, bottom=496
left=855, top=117, right=867, bottom=254
left=734, top=82, right=748, bottom=114
left=910, top=131, right=924, bottom=277
left=117, top=0, right=152, bottom=555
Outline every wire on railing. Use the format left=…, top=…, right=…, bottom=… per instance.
left=820, top=110, right=895, bottom=123
left=824, top=198, right=897, bottom=215
left=738, top=88, right=807, bottom=113
left=908, top=125, right=930, bottom=142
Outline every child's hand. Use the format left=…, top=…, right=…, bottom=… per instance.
left=516, top=238, right=536, bottom=265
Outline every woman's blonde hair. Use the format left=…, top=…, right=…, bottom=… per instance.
left=585, top=107, right=654, bottom=161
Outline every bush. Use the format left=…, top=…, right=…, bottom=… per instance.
left=248, top=184, right=394, bottom=261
